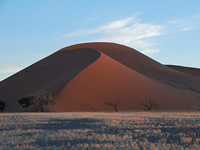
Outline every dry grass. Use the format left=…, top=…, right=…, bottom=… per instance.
left=0, top=112, right=200, bottom=149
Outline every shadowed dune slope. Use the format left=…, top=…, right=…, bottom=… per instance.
left=0, top=48, right=100, bottom=111
left=60, top=42, right=200, bottom=97
left=166, top=65, right=200, bottom=77
left=51, top=52, right=200, bottom=111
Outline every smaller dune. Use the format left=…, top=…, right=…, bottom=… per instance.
left=166, top=65, right=200, bottom=77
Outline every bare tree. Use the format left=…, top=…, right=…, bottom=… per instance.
left=32, top=90, right=56, bottom=112
left=18, top=90, right=56, bottom=112
left=141, top=99, right=158, bottom=111
left=104, top=101, right=121, bottom=112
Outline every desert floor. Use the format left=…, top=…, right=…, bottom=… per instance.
left=0, top=112, right=200, bottom=150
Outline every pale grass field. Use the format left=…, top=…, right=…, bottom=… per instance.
left=0, top=112, right=200, bottom=150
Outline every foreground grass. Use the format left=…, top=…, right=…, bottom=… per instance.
left=0, top=112, right=200, bottom=150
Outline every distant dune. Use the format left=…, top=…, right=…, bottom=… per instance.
left=166, top=65, right=200, bottom=77
left=0, top=42, right=199, bottom=111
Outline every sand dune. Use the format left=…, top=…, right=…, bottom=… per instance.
left=0, top=42, right=199, bottom=111
left=51, top=52, right=199, bottom=111
left=61, top=43, right=200, bottom=97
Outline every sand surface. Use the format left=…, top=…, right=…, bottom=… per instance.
left=166, top=65, right=200, bottom=77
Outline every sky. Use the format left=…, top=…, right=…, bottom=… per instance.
left=0, top=0, right=200, bottom=81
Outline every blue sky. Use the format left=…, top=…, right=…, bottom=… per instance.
left=0, top=0, right=200, bottom=81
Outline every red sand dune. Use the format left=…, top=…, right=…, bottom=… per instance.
left=0, top=42, right=199, bottom=111
left=61, top=43, right=200, bottom=97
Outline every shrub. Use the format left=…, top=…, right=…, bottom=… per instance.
left=18, top=96, right=34, bottom=107
left=0, top=100, right=5, bottom=112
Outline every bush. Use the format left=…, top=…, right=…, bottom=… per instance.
left=18, top=96, right=34, bottom=107
left=0, top=100, right=5, bottom=112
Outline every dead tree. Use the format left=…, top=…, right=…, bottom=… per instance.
left=104, top=101, right=121, bottom=112
left=141, top=99, right=158, bottom=111
left=32, top=90, right=56, bottom=112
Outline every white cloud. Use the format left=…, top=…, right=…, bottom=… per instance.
left=141, top=49, right=160, bottom=54
left=168, top=15, right=200, bottom=33
left=96, top=22, right=163, bottom=47
left=63, top=17, right=136, bottom=38
left=182, top=27, right=192, bottom=31
left=63, top=17, right=164, bottom=54
left=100, top=17, right=135, bottom=30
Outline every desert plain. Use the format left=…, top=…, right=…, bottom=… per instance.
left=0, top=112, right=200, bottom=150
